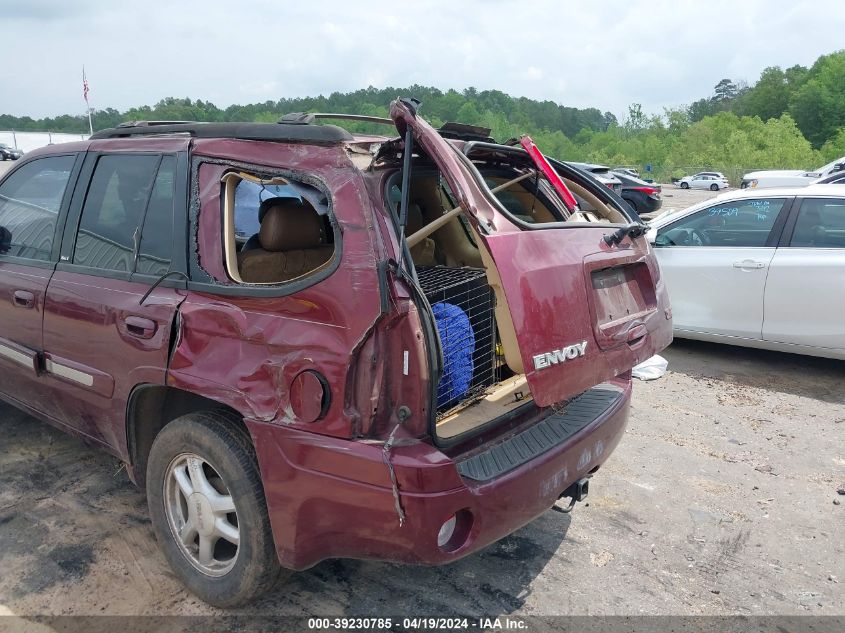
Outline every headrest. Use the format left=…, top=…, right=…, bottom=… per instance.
left=258, top=196, right=301, bottom=223
left=259, top=202, right=324, bottom=252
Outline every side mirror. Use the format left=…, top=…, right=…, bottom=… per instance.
left=646, top=227, right=657, bottom=244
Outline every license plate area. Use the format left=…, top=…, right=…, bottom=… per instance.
left=586, top=259, right=657, bottom=350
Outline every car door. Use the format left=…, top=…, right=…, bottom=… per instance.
left=40, top=150, right=188, bottom=451
left=0, top=154, right=81, bottom=415
left=653, top=196, right=792, bottom=339
left=763, top=197, right=845, bottom=353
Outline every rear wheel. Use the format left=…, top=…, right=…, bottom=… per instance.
left=710, top=183, right=719, bottom=191
left=146, top=410, right=286, bottom=607
left=680, top=181, right=689, bottom=189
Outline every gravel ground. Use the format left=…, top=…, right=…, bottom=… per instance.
left=0, top=340, right=842, bottom=617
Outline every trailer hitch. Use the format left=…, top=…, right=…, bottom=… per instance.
left=552, top=477, right=590, bottom=514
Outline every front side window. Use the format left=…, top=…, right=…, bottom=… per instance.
left=790, top=198, right=845, bottom=248
left=0, top=155, right=76, bottom=260
left=73, top=155, right=161, bottom=272
left=656, top=198, right=786, bottom=247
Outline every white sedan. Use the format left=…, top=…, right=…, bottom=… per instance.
left=647, top=184, right=845, bottom=360
left=677, top=172, right=730, bottom=190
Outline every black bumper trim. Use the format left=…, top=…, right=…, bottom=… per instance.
left=456, top=385, right=624, bottom=482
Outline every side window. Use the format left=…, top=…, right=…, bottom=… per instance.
left=136, top=156, right=176, bottom=275
left=790, top=198, right=845, bottom=248
left=0, top=155, right=76, bottom=261
left=221, top=171, right=334, bottom=285
left=656, top=198, right=786, bottom=247
left=73, top=155, right=160, bottom=272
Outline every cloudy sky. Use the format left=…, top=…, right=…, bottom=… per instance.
left=1, top=0, right=844, bottom=120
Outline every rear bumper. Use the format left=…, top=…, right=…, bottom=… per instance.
left=247, top=376, right=632, bottom=571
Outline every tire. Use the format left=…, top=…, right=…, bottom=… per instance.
left=710, top=183, right=719, bottom=191
left=680, top=182, right=689, bottom=189
left=146, top=410, right=286, bottom=607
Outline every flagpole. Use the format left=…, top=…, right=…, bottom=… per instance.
left=83, top=65, right=93, bottom=136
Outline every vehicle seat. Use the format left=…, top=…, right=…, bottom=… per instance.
left=237, top=201, right=333, bottom=283
left=241, top=197, right=303, bottom=253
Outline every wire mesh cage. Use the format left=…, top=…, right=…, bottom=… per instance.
left=416, top=266, right=499, bottom=415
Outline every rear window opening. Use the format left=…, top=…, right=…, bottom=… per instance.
left=221, top=172, right=335, bottom=285
left=386, top=167, right=535, bottom=441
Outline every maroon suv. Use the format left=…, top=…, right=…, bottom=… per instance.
left=0, top=98, right=671, bottom=606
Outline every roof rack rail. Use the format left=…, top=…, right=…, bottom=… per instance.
left=90, top=121, right=354, bottom=143
left=116, top=120, right=196, bottom=128
left=278, top=112, right=394, bottom=126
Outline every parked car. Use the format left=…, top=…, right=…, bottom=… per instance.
left=0, top=143, right=23, bottom=160
left=613, top=171, right=663, bottom=218
left=646, top=184, right=845, bottom=360
left=613, top=167, right=640, bottom=178
left=814, top=169, right=845, bottom=185
left=677, top=172, right=729, bottom=190
left=569, top=161, right=623, bottom=195
left=741, top=156, right=845, bottom=189
left=0, top=100, right=672, bottom=606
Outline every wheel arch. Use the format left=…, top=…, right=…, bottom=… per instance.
left=125, top=384, right=248, bottom=487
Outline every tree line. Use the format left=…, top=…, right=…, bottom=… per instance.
left=2, top=50, right=844, bottom=182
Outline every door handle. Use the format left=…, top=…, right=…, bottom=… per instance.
left=13, top=290, right=35, bottom=308
left=124, top=316, right=158, bottom=339
left=732, top=260, right=765, bottom=269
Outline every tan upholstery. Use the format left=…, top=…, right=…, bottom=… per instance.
left=258, top=203, right=324, bottom=251
left=238, top=202, right=332, bottom=283
left=238, top=247, right=333, bottom=283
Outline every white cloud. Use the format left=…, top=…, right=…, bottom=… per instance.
left=0, top=0, right=843, bottom=120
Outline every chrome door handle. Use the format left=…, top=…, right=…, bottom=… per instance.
left=732, top=260, right=765, bottom=269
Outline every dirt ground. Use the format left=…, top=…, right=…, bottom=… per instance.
left=0, top=339, right=842, bottom=618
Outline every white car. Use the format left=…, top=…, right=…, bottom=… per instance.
left=647, top=184, right=845, bottom=360
left=741, top=156, right=845, bottom=189
left=677, top=172, right=730, bottom=190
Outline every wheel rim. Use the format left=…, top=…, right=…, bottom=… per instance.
left=164, top=452, right=240, bottom=577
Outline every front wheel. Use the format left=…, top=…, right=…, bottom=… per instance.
left=710, top=183, right=719, bottom=191
left=680, top=181, right=689, bottom=189
left=146, top=410, right=286, bottom=607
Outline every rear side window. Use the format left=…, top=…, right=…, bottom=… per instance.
left=0, top=155, right=76, bottom=261
left=221, top=171, right=334, bottom=285
left=656, top=198, right=786, bottom=247
left=789, top=198, right=845, bottom=248
left=73, top=155, right=167, bottom=272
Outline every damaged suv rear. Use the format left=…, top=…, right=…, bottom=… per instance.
left=0, top=98, right=671, bottom=606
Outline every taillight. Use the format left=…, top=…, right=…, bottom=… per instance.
left=632, top=186, right=660, bottom=196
